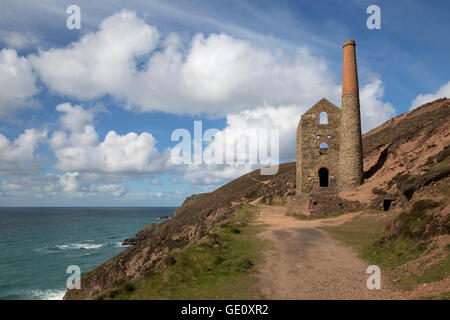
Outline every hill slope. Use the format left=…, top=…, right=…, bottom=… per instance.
left=64, top=98, right=450, bottom=299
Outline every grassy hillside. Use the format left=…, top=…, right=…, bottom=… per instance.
left=322, top=176, right=449, bottom=293
left=98, top=205, right=265, bottom=300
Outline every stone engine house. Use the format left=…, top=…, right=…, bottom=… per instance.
left=288, top=40, right=363, bottom=217
left=296, top=98, right=341, bottom=195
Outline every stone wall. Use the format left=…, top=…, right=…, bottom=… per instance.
left=287, top=194, right=361, bottom=217
left=296, top=98, right=341, bottom=195
left=338, top=94, right=363, bottom=191
left=287, top=194, right=310, bottom=216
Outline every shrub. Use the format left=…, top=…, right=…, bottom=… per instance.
left=372, top=187, right=387, bottom=195
left=410, top=199, right=441, bottom=214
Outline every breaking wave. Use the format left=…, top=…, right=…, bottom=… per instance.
left=56, top=243, right=104, bottom=250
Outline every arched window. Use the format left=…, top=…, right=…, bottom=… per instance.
left=318, top=167, right=329, bottom=187
left=319, top=111, right=328, bottom=124
left=319, top=142, right=328, bottom=155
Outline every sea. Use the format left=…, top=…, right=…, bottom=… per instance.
left=0, top=207, right=175, bottom=300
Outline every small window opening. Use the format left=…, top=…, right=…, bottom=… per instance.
left=319, top=142, right=328, bottom=155
left=383, top=199, right=392, bottom=211
left=318, top=167, right=329, bottom=187
left=327, top=135, right=331, bottom=139
left=319, top=112, right=328, bottom=124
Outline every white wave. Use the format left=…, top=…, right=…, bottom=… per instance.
left=28, top=289, right=66, bottom=300
left=33, top=246, right=51, bottom=254
left=114, top=242, right=131, bottom=248
left=56, top=243, right=103, bottom=250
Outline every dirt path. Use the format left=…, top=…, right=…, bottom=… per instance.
left=253, top=205, right=402, bottom=299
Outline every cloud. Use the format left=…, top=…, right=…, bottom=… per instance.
left=180, top=77, right=394, bottom=185
left=409, top=81, right=450, bottom=110
left=0, top=172, right=128, bottom=199
left=0, top=9, right=398, bottom=195
left=149, top=192, right=163, bottom=198
left=182, top=163, right=254, bottom=185
left=28, top=9, right=395, bottom=124
left=49, top=103, right=172, bottom=175
left=0, top=31, right=39, bottom=49
left=30, top=10, right=340, bottom=117
left=178, top=104, right=300, bottom=185
left=0, top=49, right=39, bottom=116
left=0, top=129, right=46, bottom=175
left=359, top=78, right=396, bottom=132
left=29, top=9, right=159, bottom=100
left=170, top=176, right=180, bottom=184
left=149, top=178, right=160, bottom=185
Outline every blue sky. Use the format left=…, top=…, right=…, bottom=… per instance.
left=0, top=0, right=449, bottom=206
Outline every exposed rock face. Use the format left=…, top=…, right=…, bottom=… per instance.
left=173, top=193, right=208, bottom=218
left=64, top=98, right=450, bottom=300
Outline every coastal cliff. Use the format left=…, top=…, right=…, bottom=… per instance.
left=64, top=98, right=450, bottom=299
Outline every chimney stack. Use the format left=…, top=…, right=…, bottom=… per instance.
left=342, top=40, right=359, bottom=96
left=338, top=40, right=363, bottom=191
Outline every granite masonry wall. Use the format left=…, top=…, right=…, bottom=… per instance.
left=296, top=98, right=341, bottom=195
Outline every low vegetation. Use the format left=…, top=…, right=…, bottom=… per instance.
left=286, top=211, right=344, bottom=220
left=322, top=199, right=449, bottom=292
left=98, top=205, right=264, bottom=300
left=372, top=187, right=387, bottom=195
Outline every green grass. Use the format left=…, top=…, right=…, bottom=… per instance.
left=362, top=237, right=430, bottom=269
left=420, top=291, right=450, bottom=300
left=372, top=187, right=387, bottom=195
left=98, top=205, right=265, bottom=300
left=322, top=201, right=449, bottom=292
left=407, top=254, right=450, bottom=285
left=286, top=211, right=345, bottom=221
left=258, top=199, right=285, bottom=206
left=321, top=211, right=427, bottom=268
left=320, top=212, right=394, bottom=249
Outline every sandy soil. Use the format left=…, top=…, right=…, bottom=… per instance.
left=252, top=205, right=448, bottom=300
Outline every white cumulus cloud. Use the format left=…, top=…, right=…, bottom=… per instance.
left=0, top=129, right=46, bottom=175
left=409, top=81, right=450, bottom=110
left=0, top=31, right=39, bottom=49
left=29, top=9, right=159, bottom=100
left=49, top=103, right=171, bottom=175
left=29, top=10, right=340, bottom=117
left=0, top=172, right=128, bottom=199
left=180, top=76, right=394, bottom=185
left=359, top=78, right=396, bottom=132
left=0, top=49, right=39, bottom=116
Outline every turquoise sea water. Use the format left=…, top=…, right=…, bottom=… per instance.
left=0, top=207, right=175, bottom=300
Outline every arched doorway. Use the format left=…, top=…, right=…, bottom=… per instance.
left=318, top=167, right=329, bottom=187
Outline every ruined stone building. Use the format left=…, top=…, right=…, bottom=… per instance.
left=288, top=40, right=363, bottom=217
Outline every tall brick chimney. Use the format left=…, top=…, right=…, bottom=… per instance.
left=338, top=40, right=363, bottom=191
